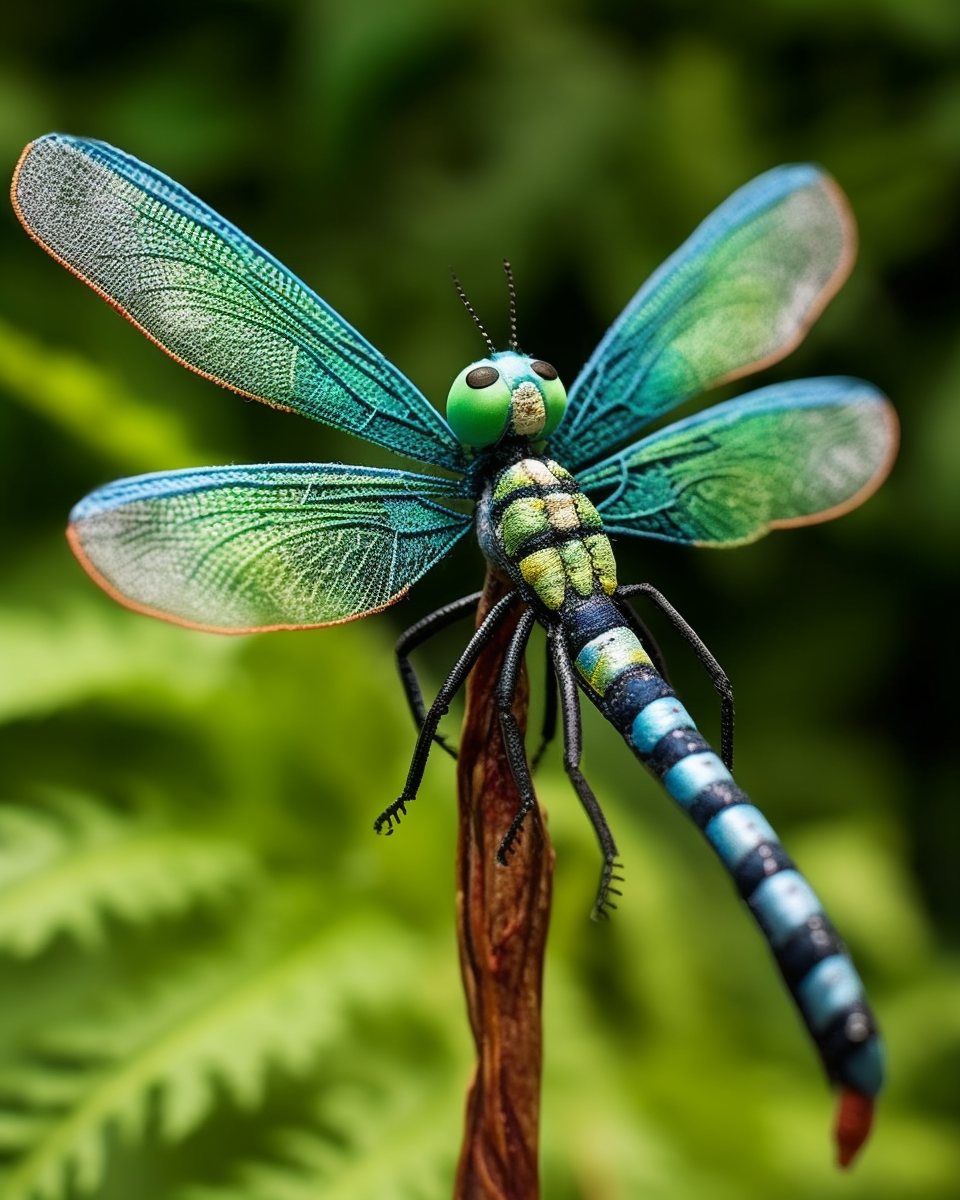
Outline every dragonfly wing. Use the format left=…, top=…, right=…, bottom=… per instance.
left=577, top=378, right=897, bottom=546
left=550, top=165, right=855, bottom=471
left=68, top=464, right=472, bottom=632
left=13, top=134, right=468, bottom=473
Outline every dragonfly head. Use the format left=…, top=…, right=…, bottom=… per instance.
left=446, top=350, right=567, bottom=449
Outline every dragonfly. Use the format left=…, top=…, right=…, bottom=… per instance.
left=13, top=134, right=896, bottom=1166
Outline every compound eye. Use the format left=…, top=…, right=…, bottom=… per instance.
left=466, top=365, right=501, bottom=389
left=447, top=360, right=514, bottom=448
left=531, top=360, right=558, bottom=381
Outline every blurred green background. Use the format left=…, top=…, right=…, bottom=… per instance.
left=1, top=1, right=959, bottom=1197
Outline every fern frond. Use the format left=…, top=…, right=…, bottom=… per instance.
left=0, top=917, right=420, bottom=1200
left=180, top=1060, right=461, bottom=1200
left=0, top=796, right=257, bottom=956
left=0, top=1114, right=52, bottom=1157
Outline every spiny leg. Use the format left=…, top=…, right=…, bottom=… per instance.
left=493, top=607, right=539, bottom=865
left=395, top=591, right=483, bottom=759
left=549, top=628, right=623, bottom=920
left=618, top=582, right=735, bottom=769
left=374, top=590, right=517, bottom=835
left=530, top=634, right=558, bottom=771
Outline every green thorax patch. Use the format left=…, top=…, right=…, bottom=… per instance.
left=493, top=458, right=617, bottom=610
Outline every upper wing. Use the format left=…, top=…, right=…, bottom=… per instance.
left=68, top=464, right=472, bottom=632
left=549, top=165, right=855, bottom=471
left=12, top=134, right=468, bottom=474
left=577, top=378, right=898, bottom=547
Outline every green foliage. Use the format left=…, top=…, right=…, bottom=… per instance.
left=0, top=786, right=464, bottom=1200
left=0, top=316, right=212, bottom=472
left=0, top=795, right=256, bottom=955
left=181, top=1062, right=463, bottom=1200
left=2, top=0, right=959, bottom=1196
left=0, top=917, right=424, bottom=1200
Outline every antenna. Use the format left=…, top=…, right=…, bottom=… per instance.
left=451, top=269, right=496, bottom=356
left=503, top=258, right=518, bottom=351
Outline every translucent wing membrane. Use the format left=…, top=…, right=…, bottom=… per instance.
left=12, top=135, right=467, bottom=473
left=68, top=465, right=472, bottom=632
left=578, top=378, right=898, bottom=546
left=550, top=165, right=855, bottom=471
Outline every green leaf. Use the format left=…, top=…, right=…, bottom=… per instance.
left=0, top=796, right=257, bottom=956
left=0, top=316, right=212, bottom=472
left=0, top=916, right=421, bottom=1200
left=180, top=1063, right=461, bottom=1200
left=0, top=600, right=240, bottom=726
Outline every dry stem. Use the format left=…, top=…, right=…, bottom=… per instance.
left=454, top=569, right=555, bottom=1200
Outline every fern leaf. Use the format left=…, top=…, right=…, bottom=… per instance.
left=0, top=917, right=419, bottom=1200
left=0, top=1066, right=90, bottom=1111
left=0, top=1114, right=52, bottom=1157
left=0, top=797, right=257, bottom=956
left=180, top=1061, right=461, bottom=1200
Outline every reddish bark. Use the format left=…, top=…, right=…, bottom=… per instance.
left=454, top=569, right=555, bottom=1200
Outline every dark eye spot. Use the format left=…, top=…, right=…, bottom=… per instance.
left=465, top=365, right=500, bottom=389
left=531, top=360, right=558, bottom=380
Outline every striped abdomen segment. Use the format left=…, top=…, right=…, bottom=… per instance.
left=566, top=600, right=884, bottom=1101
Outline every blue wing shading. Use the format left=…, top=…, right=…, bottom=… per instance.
left=549, top=165, right=855, bottom=472
left=577, top=378, right=898, bottom=546
left=13, top=134, right=468, bottom=474
left=67, top=464, right=472, bottom=632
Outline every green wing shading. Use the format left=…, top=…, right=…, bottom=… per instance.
left=13, top=134, right=467, bottom=473
left=550, top=164, right=855, bottom=471
left=68, top=465, right=472, bottom=632
left=577, top=379, right=898, bottom=546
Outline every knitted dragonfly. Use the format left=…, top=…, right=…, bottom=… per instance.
left=13, top=135, right=896, bottom=1164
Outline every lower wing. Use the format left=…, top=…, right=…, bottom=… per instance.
left=576, top=378, right=898, bottom=546
left=68, top=464, right=472, bottom=632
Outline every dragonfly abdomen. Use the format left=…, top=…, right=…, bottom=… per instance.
left=563, top=595, right=884, bottom=1102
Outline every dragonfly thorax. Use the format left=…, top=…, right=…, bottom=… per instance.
left=446, top=350, right=567, bottom=449
left=480, top=455, right=618, bottom=615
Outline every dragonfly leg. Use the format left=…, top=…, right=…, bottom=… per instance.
left=493, top=608, right=539, bottom=864
left=374, top=590, right=518, bottom=835
left=549, top=629, right=623, bottom=919
left=529, top=636, right=558, bottom=771
left=395, top=591, right=483, bottom=760
left=617, top=582, right=736, bottom=769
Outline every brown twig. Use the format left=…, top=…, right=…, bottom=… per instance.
left=454, top=568, right=555, bottom=1200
